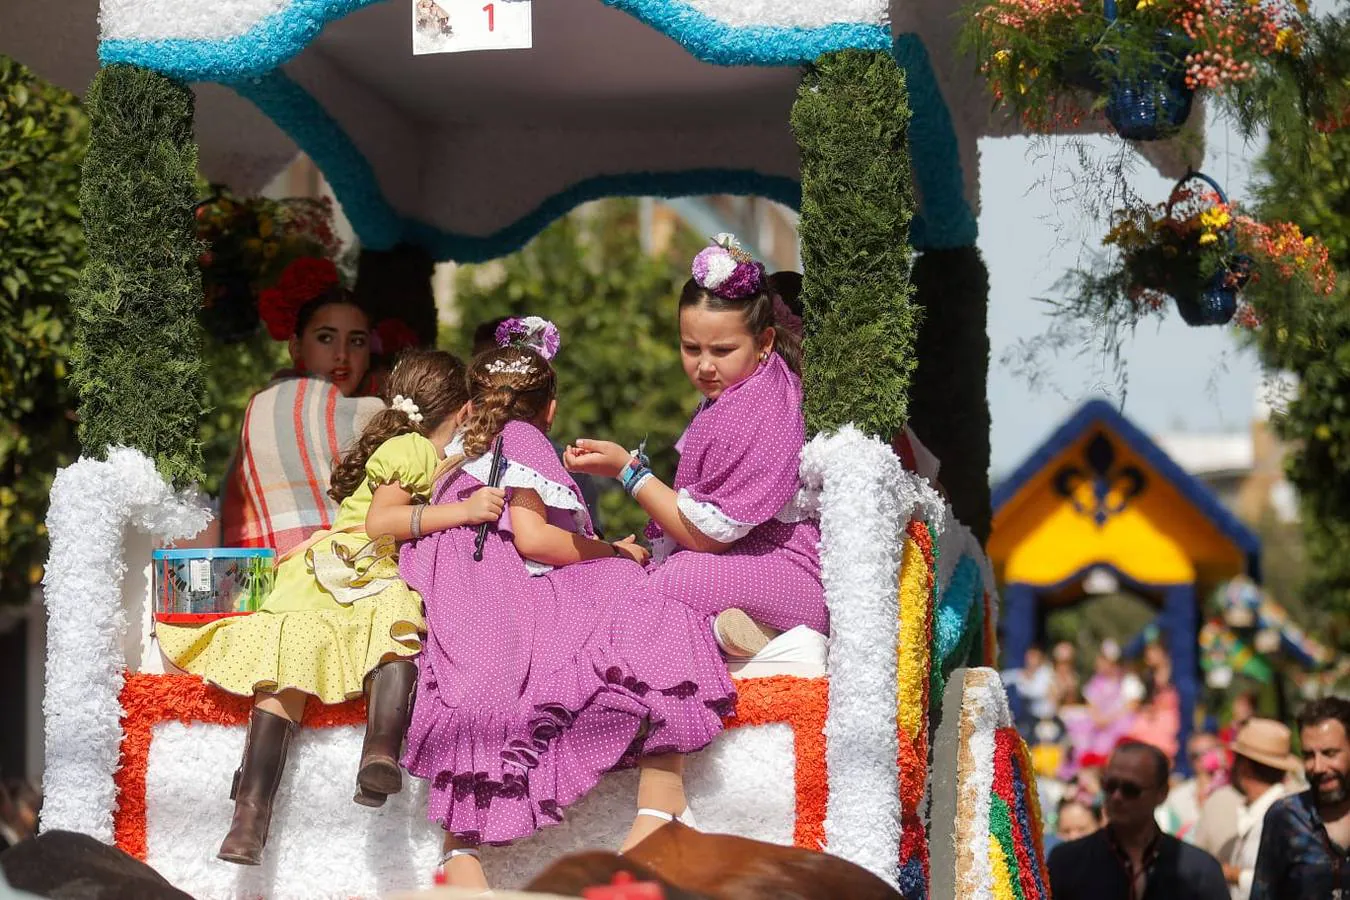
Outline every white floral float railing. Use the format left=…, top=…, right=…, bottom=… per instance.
left=39, top=431, right=1018, bottom=897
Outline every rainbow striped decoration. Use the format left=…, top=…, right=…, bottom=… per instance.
left=954, top=669, right=1050, bottom=900
left=897, top=520, right=937, bottom=896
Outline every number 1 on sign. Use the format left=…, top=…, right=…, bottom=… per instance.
left=483, top=3, right=494, bottom=30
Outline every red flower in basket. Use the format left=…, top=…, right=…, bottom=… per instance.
left=373, top=318, right=421, bottom=356
left=257, top=257, right=340, bottom=340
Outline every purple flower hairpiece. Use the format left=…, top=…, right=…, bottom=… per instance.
left=494, top=315, right=562, bottom=360
left=691, top=233, right=766, bottom=300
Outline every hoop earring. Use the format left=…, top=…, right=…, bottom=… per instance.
left=759, top=352, right=768, bottom=362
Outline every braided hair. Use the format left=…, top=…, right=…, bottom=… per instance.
left=454, top=345, right=557, bottom=463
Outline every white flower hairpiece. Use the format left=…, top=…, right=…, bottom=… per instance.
left=391, top=394, right=424, bottom=424
left=485, top=357, right=538, bottom=376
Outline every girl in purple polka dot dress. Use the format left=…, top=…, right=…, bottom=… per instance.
left=566, top=234, right=828, bottom=844
left=399, top=319, right=735, bottom=891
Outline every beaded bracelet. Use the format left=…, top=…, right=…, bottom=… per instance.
left=410, top=503, right=425, bottom=540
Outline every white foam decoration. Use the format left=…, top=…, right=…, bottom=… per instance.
left=144, top=719, right=796, bottom=898
left=40, top=448, right=211, bottom=841
left=801, top=425, right=939, bottom=887
left=683, top=0, right=888, bottom=29
left=100, top=0, right=293, bottom=41
left=954, top=667, right=1014, bottom=900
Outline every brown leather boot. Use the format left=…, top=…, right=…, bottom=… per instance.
left=217, top=706, right=296, bottom=865
left=353, top=659, right=418, bottom=807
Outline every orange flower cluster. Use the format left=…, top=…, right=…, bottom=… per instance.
left=1236, top=216, right=1338, bottom=295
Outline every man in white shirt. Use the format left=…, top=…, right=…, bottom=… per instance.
left=1223, top=718, right=1302, bottom=900
left=1004, top=644, right=1056, bottom=741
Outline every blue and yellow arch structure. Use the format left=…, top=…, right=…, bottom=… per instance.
left=988, top=399, right=1260, bottom=773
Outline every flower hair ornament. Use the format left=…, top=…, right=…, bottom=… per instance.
left=484, top=357, right=539, bottom=376
left=691, top=233, right=766, bottom=300
left=494, top=316, right=562, bottom=360
left=390, top=394, right=424, bottom=424
left=257, top=257, right=340, bottom=340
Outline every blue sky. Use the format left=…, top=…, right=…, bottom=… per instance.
left=977, top=122, right=1267, bottom=479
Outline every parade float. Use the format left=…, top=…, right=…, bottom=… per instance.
left=0, top=0, right=1268, bottom=896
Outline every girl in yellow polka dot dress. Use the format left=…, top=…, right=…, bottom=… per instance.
left=156, top=350, right=506, bottom=866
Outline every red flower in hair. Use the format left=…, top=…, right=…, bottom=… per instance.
left=374, top=318, right=421, bottom=356
left=257, top=257, right=340, bottom=340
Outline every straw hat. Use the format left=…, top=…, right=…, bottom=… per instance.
left=1231, top=718, right=1302, bottom=773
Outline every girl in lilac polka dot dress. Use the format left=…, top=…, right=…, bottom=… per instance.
left=566, top=234, right=827, bottom=843
left=399, top=319, right=735, bottom=891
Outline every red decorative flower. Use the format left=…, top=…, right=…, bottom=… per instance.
left=374, top=318, right=421, bottom=356
left=256, top=257, right=339, bottom=340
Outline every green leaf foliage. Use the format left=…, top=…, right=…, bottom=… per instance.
left=1246, top=125, right=1350, bottom=648
left=70, top=64, right=205, bottom=487
left=449, top=200, right=702, bottom=541
left=792, top=50, right=919, bottom=438
left=0, top=56, right=86, bottom=603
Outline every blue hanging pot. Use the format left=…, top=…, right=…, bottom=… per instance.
left=1166, top=172, right=1246, bottom=327
left=1100, top=1, right=1195, bottom=140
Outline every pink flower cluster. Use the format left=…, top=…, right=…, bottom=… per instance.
left=1180, top=0, right=1302, bottom=90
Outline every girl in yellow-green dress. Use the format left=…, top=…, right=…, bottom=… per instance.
left=156, top=349, right=506, bottom=866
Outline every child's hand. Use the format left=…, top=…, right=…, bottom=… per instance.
left=611, top=534, right=650, bottom=566
left=564, top=439, right=631, bottom=478
left=461, top=487, right=506, bottom=525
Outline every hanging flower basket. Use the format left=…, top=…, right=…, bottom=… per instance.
left=1119, top=172, right=1249, bottom=326
left=1063, top=170, right=1335, bottom=332
left=961, top=0, right=1310, bottom=137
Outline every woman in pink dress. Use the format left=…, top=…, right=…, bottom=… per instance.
left=399, top=320, right=734, bottom=890
left=566, top=235, right=827, bottom=846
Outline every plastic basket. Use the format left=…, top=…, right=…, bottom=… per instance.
left=152, top=548, right=275, bottom=625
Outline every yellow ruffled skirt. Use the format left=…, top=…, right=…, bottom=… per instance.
left=156, top=534, right=425, bottom=705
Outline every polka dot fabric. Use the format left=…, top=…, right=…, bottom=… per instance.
left=156, top=435, right=435, bottom=704
left=398, top=421, right=735, bottom=846
left=648, top=355, right=828, bottom=634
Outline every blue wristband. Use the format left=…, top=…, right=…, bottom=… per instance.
left=622, top=464, right=653, bottom=495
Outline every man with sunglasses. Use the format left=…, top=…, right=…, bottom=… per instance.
left=1250, top=696, right=1350, bottom=899
left=1049, top=740, right=1229, bottom=899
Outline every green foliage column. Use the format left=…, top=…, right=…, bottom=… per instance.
left=791, top=50, right=919, bottom=438
left=71, top=65, right=204, bottom=486
left=910, top=247, right=993, bottom=541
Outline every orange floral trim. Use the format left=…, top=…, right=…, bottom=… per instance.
left=116, top=672, right=830, bottom=860
left=723, top=675, right=830, bottom=850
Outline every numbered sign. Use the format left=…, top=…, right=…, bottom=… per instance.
left=413, top=0, right=532, bottom=55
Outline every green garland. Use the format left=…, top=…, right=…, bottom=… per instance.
left=70, top=65, right=205, bottom=487
left=910, top=247, right=993, bottom=541
left=792, top=50, right=919, bottom=438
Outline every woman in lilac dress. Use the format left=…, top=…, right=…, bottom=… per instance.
left=566, top=235, right=827, bottom=847
left=399, top=320, right=734, bottom=890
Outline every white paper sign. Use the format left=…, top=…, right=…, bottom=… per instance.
left=413, top=0, right=532, bottom=55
